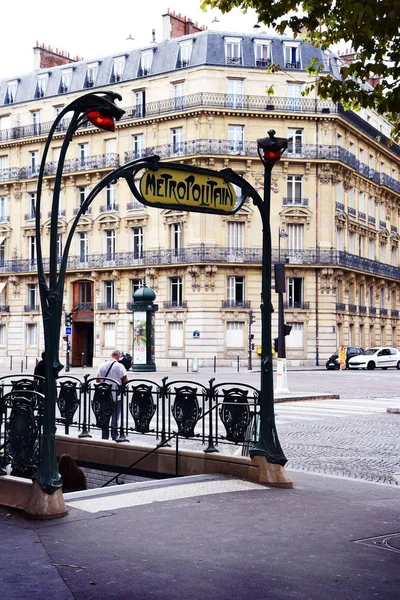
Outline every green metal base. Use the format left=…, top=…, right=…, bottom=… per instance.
left=131, top=364, right=156, bottom=372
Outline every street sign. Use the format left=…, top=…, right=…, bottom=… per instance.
left=193, top=330, right=200, bottom=338
left=65, top=326, right=72, bottom=335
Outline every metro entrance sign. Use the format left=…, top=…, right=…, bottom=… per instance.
left=124, top=158, right=256, bottom=215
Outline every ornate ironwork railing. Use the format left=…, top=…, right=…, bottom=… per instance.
left=0, top=248, right=399, bottom=280
left=282, top=197, right=309, bottom=206
left=221, top=300, right=251, bottom=309
left=358, top=211, right=366, bottom=220
left=336, top=303, right=346, bottom=311
left=391, top=309, right=399, bottom=317
left=73, top=303, right=93, bottom=311
left=336, top=202, right=345, bottom=211
left=23, top=304, right=39, bottom=312
left=369, top=306, right=377, bottom=315
left=0, top=305, right=9, bottom=312
left=0, top=374, right=261, bottom=479
left=348, top=207, right=356, bottom=216
left=99, top=204, right=119, bottom=213
left=349, top=304, right=357, bottom=313
left=97, top=302, right=119, bottom=311
left=47, top=210, right=66, bottom=218
left=380, top=308, right=388, bottom=316
left=368, top=216, right=376, bottom=224
left=358, top=305, right=367, bottom=314
left=163, top=301, right=188, bottom=309
left=73, top=207, right=92, bottom=215
left=283, top=301, right=310, bottom=310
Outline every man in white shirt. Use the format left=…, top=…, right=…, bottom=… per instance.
left=96, top=350, right=128, bottom=440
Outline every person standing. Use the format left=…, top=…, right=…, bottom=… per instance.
left=339, top=345, right=346, bottom=371
left=34, top=351, right=46, bottom=394
left=96, top=350, right=128, bottom=440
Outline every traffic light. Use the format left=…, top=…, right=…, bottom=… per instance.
left=65, top=312, right=73, bottom=327
left=284, top=324, right=292, bottom=336
left=249, top=334, right=254, bottom=340
left=249, top=310, right=256, bottom=324
left=273, top=337, right=279, bottom=353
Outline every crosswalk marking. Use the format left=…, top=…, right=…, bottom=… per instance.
left=275, top=397, right=400, bottom=424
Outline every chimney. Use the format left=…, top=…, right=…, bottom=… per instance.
left=162, top=9, right=207, bottom=40
left=339, top=48, right=357, bottom=64
left=33, top=42, right=82, bottom=70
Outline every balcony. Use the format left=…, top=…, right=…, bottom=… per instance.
left=391, top=309, right=399, bottom=317
left=221, top=300, right=251, bottom=309
left=163, top=301, right=187, bottom=309
left=0, top=305, right=9, bottom=312
left=24, top=304, right=39, bottom=312
left=283, top=197, right=309, bottom=206
left=336, top=303, right=346, bottom=311
left=255, top=58, right=271, bottom=68
left=336, top=202, right=345, bottom=211
left=349, top=304, right=357, bottom=313
left=73, top=303, right=93, bottom=311
left=358, top=211, right=366, bottom=221
left=73, top=207, right=92, bottom=215
left=126, top=201, right=145, bottom=210
left=369, top=306, right=377, bottom=315
left=285, top=61, right=300, bottom=69
left=347, top=207, right=356, bottom=217
left=226, top=57, right=242, bottom=65
left=176, top=59, right=190, bottom=68
left=380, top=308, right=388, bottom=316
left=99, top=204, right=119, bottom=213
left=47, top=209, right=66, bottom=218
left=368, top=216, right=376, bottom=225
left=358, top=305, right=367, bottom=314
left=283, top=301, right=310, bottom=310
left=380, top=220, right=386, bottom=229
left=97, top=302, right=119, bottom=311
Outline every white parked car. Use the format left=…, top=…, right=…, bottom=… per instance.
left=348, top=347, right=400, bottom=370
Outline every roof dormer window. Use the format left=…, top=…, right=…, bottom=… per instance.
left=177, top=40, right=193, bottom=68
left=254, top=40, right=271, bottom=68
left=34, top=73, right=49, bottom=99
left=283, top=42, right=301, bottom=69
left=110, top=56, right=126, bottom=83
left=4, top=80, right=18, bottom=104
left=139, top=50, right=153, bottom=77
left=59, top=68, right=72, bottom=94
left=225, top=37, right=242, bottom=65
left=84, top=62, right=99, bottom=88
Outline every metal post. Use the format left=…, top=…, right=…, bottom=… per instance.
left=81, top=353, right=85, bottom=368
left=21, top=360, right=23, bottom=373
left=214, top=355, right=216, bottom=373
left=250, top=130, right=287, bottom=466
left=65, top=337, right=70, bottom=372
left=9, top=356, right=12, bottom=371
left=25, top=355, right=28, bottom=370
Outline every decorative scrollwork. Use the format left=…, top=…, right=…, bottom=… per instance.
left=129, top=384, right=156, bottom=433
left=57, top=381, right=80, bottom=425
left=91, top=383, right=114, bottom=428
left=171, top=386, right=202, bottom=437
left=219, top=388, right=251, bottom=443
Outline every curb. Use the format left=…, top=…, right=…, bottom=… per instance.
left=275, top=394, right=340, bottom=403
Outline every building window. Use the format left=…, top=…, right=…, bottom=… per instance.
left=359, top=148, right=364, bottom=164
left=287, top=223, right=304, bottom=250
left=59, top=69, right=72, bottom=93
left=27, top=323, right=38, bottom=347
left=348, top=231, right=355, bottom=254
left=0, top=324, right=5, bottom=346
left=227, top=276, right=244, bottom=307
left=336, top=228, right=343, bottom=251
left=287, top=83, right=303, bottom=110
left=131, top=227, right=144, bottom=258
left=286, top=175, right=303, bottom=203
left=169, top=322, right=184, bottom=348
left=227, top=79, right=244, bottom=108
left=228, top=125, right=244, bottom=154
left=225, top=38, right=242, bottom=64
left=104, top=322, right=116, bottom=347
left=27, top=283, right=37, bottom=309
left=34, top=74, right=49, bottom=98
left=78, top=186, right=87, bottom=207
left=132, top=134, right=144, bottom=158
left=287, top=128, right=303, bottom=154
left=57, top=234, right=62, bottom=259
left=78, top=281, right=92, bottom=304
left=286, top=322, right=303, bottom=348
left=380, top=242, right=386, bottom=262
left=391, top=246, right=397, bottom=266
left=368, top=196, right=375, bottom=217
left=28, top=193, right=36, bottom=219
left=134, top=90, right=146, bottom=117
left=78, top=232, right=88, bottom=262
left=380, top=287, right=385, bottom=309
left=379, top=203, right=385, bottom=222
left=105, top=229, right=116, bottom=260
left=226, top=321, right=244, bottom=348
left=28, top=236, right=36, bottom=263
left=78, top=143, right=89, bottom=167
left=105, top=183, right=117, bottom=209
left=104, top=280, right=115, bottom=307
left=170, top=222, right=183, bottom=255
left=347, top=188, right=355, bottom=209
left=358, top=235, right=364, bottom=257
left=284, top=44, right=300, bottom=68
left=105, top=138, right=116, bottom=155
left=0, top=154, right=8, bottom=173
left=84, top=63, right=98, bottom=88
left=172, top=82, right=184, bottom=109
left=254, top=41, right=271, bottom=67
left=131, top=278, right=144, bottom=297
left=171, top=127, right=183, bottom=155
left=287, top=278, right=303, bottom=308
left=0, top=195, right=8, bottom=222
left=139, top=51, right=153, bottom=76
left=358, top=192, right=365, bottom=213
left=369, top=238, right=375, bottom=260
left=177, top=40, right=193, bottom=68
left=31, top=111, right=41, bottom=135
left=228, top=222, right=244, bottom=250
left=110, top=56, right=125, bottom=82
left=4, top=80, right=18, bottom=104
left=169, top=277, right=183, bottom=306
left=29, top=151, right=40, bottom=177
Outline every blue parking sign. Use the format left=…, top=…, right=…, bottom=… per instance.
left=65, top=326, right=72, bottom=335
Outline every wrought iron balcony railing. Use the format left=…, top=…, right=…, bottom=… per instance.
left=283, top=301, right=310, bottom=310
left=99, top=204, right=119, bottom=213
left=0, top=248, right=399, bottom=281
left=47, top=209, right=66, bottom=218
left=24, top=304, right=39, bottom=312
left=379, top=220, right=386, bottom=229
left=221, top=300, right=251, bottom=309
left=285, top=61, right=301, bottom=69
left=391, top=309, right=399, bottom=317
left=380, top=308, right=388, bottom=316
left=336, top=303, right=346, bottom=311
left=282, top=197, right=309, bottom=206
left=97, top=302, right=119, bottom=311
left=336, top=202, right=345, bottom=211
left=358, top=211, right=366, bottom=220
left=368, top=216, right=376, bottom=224
left=369, top=306, right=377, bottom=315
left=73, top=207, right=92, bottom=215
left=126, top=201, right=145, bottom=210
left=348, top=207, right=356, bottom=216
left=163, top=301, right=187, bottom=309
left=73, top=303, right=93, bottom=311
left=0, top=305, right=9, bottom=312
left=358, top=305, right=367, bottom=314
left=349, top=304, right=357, bottom=313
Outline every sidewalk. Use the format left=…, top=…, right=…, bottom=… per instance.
left=1, top=470, right=399, bottom=599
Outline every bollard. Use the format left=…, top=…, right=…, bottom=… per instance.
left=25, top=355, right=28, bottom=370
left=213, top=355, right=216, bottom=373
left=21, top=360, right=24, bottom=373
left=237, top=355, right=240, bottom=372
left=81, top=352, right=85, bottom=368
left=10, top=356, right=12, bottom=371
left=187, top=358, right=189, bottom=373
left=192, top=357, right=198, bottom=373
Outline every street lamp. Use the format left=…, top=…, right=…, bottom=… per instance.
left=278, top=227, right=288, bottom=263
left=249, top=130, right=288, bottom=465
left=32, top=92, right=161, bottom=507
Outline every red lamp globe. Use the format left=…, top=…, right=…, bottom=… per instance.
left=263, top=149, right=282, bottom=163
left=86, top=109, right=115, bottom=132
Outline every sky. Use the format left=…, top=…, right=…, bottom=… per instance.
left=1, top=1, right=264, bottom=80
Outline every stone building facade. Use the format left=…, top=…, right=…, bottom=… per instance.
left=0, top=11, right=399, bottom=368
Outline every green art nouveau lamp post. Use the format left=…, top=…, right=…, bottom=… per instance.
left=249, top=130, right=288, bottom=466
